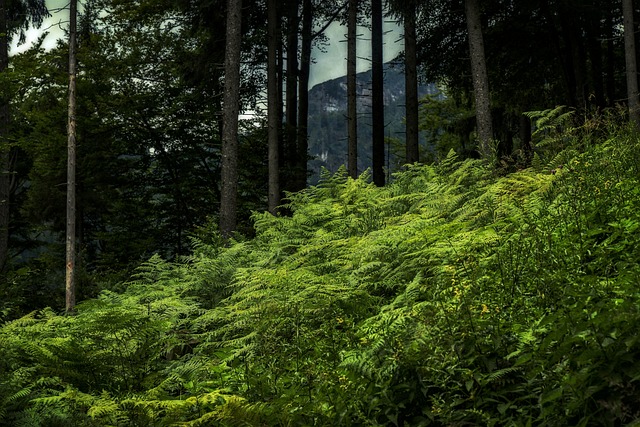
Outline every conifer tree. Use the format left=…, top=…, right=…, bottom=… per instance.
left=0, top=0, right=9, bottom=273
left=268, top=0, right=280, bottom=213
left=296, top=0, right=313, bottom=192
left=465, top=0, right=493, bottom=159
left=371, top=0, right=384, bottom=186
left=622, top=0, right=640, bottom=127
left=347, top=0, right=358, bottom=178
left=403, top=1, right=419, bottom=164
left=284, top=1, right=298, bottom=193
left=66, top=0, right=78, bottom=313
left=220, top=0, right=243, bottom=239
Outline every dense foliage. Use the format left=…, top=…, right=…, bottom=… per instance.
left=1, top=0, right=269, bottom=309
left=2, top=0, right=638, bottom=311
left=2, top=113, right=640, bottom=425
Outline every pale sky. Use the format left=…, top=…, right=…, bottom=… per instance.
left=8, top=0, right=68, bottom=53
left=10, top=1, right=403, bottom=88
left=309, top=19, right=403, bottom=88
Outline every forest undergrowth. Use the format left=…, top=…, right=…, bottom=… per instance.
left=2, top=112, right=640, bottom=426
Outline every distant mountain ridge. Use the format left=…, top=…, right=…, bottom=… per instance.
left=307, top=61, right=437, bottom=183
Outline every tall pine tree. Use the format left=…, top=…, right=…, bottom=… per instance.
left=268, top=0, right=280, bottom=213
left=0, top=0, right=9, bottom=273
left=347, top=0, right=358, bottom=178
left=622, top=0, right=640, bottom=127
left=371, top=0, right=384, bottom=186
left=66, top=0, right=78, bottom=313
left=220, top=0, right=243, bottom=240
left=465, top=0, right=493, bottom=158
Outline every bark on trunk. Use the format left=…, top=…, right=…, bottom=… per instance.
left=219, top=0, right=243, bottom=239
left=404, top=4, right=419, bottom=164
left=267, top=0, right=280, bottom=213
left=347, top=0, right=358, bottom=179
left=623, top=0, right=640, bottom=127
left=284, top=3, right=298, bottom=192
left=371, top=0, right=385, bottom=186
left=464, top=0, right=493, bottom=159
left=66, top=0, right=78, bottom=313
left=296, top=0, right=312, bottom=192
left=0, top=0, right=10, bottom=273
left=277, top=16, right=284, bottom=178
left=605, top=10, right=616, bottom=106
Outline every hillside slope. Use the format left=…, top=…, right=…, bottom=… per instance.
left=2, top=116, right=640, bottom=426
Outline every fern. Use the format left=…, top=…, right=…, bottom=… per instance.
left=3, top=121, right=640, bottom=425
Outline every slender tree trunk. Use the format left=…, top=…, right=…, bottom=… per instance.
left=605, top=10, right=616, bottom=106
left=464, top=0, right=493, bottom=159
left=347, top=0, right=358, bottom=179
left=66, top=0, right=78, bottom=313
left=623, top=0, right=640, bottom=127
left=404, top=4, right=419, bottom=164
left=371, top=0, right=384, bottom=186
left=296, top=0, right=312, bottom=192
left=277, top=14, right=284, bottom=179
left=267, top=0, right=280, bottom=213
left=284, top=2, right=298, bottom=192
left=219, top=0, right=243, bottom=239
left=0, top=0, right=9, bottom=273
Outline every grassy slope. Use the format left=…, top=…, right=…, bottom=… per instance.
left=2, top=119, right=640, bottom=426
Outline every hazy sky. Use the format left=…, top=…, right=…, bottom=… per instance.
left=10, top=1, right=403, bottom=88
left=309, top=19, right=403, bottom=87
left=9, top=0, right=68, bottom=53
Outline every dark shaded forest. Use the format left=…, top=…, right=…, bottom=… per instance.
left=2, top=0, right=640, bottom=425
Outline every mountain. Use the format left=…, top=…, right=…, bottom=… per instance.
left=307, top=61, right=438, bottom=183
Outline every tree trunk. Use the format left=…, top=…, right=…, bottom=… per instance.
left=347, top=0, right=358, bottom=179
left=404, top=4, right=419, bottom=164
left=464, top=0, right=493, bottom=159
left=267, top=0, right=280, bottom=213
left=0, top=0, right=9, bottom=273
left=605, top=10, right=616, bottom=106
left=284, top=2, right=298, bottom=193
left=296, top=0, right=312, bottom=192
left=277, top=14, right=284, bottom=182
left=66, top=0, right=78, bottom=313
left=623, top=0, right=640, bottom=127
left=371, top=0, right=385, bottom=186
left=219, top=0, right=243, bottom=239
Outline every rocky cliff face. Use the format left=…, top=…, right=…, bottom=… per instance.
left=307, top=61, right=437, bottom=183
